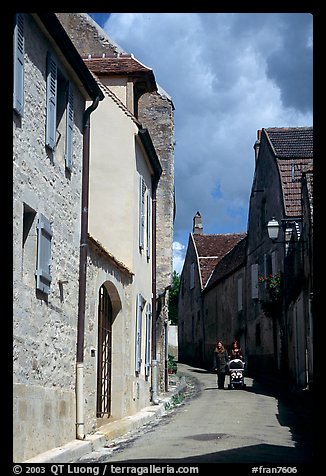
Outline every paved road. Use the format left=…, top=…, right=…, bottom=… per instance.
left=76, top=363, right=314, bottom=464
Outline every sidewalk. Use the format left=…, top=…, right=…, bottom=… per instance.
left=24, top=375, right=187, bottom=464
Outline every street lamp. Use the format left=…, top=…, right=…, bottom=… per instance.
left=267, top=217, right=304, bottom=243
left=267, top=217, right=280, bottom=241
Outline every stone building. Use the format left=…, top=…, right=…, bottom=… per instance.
left=177, top=127, right=313, bottom=391
left=245, top=127, right=313, bottom=386
left=202, top=236, right=247, bottom=367
left=13, top=13, right=104, bottom=461
left=57, top=13, right=174, bottom=431
left=178, top=212, right=246, bottom=366
left=77, top=53, right=162, bottom=431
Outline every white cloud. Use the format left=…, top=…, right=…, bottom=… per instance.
left=172, top=241, right=186, bottom=275
left=103, top=13, right=313, bottom=252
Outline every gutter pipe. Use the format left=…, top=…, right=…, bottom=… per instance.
left=151, top=186, right=159, bottom=405
left=76, top=96, right=101, bottom=440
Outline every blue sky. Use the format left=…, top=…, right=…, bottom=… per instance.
left=88, top=12, right=313, bottom=274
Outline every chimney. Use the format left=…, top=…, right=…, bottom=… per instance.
left=193, top=211, right=203, bottom=234
left=253, top=129, right=262, bottom=161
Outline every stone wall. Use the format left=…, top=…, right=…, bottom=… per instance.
left=13, top=14, right=85, bottom=461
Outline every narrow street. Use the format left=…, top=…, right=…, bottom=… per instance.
left=74, top=363, right=314, bottom=465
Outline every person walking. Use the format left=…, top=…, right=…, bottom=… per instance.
left=213, top=340, right=229, bottom=389
left=229, top=339, right=244, bottom=360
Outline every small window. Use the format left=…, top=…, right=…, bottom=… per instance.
left=35, top=213, right=53, bottom=294
left=251, top=263, right=258, bottom=299
left=22, top=204, right=37, bottom=287
left=255, top=322, right=261, bottom=346
left=46, top=52, right=74, bottom=169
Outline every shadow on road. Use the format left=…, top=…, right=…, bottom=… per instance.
left=108, top=442, right=311, bottom=464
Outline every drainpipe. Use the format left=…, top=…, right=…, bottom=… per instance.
left=151, top=186, right=159, bottom=404
left=76, top=96, right=101, bottom=440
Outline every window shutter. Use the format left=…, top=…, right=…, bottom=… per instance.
left=251, top=263, right=259, bottom=299
left=237, top=277, right=243, bottom=311
left=190, top=262, right=195, bottom=289
left=145, top=303, right=152, bottom=377
left=271, top=251, right=277, bottom=276
left=139, top=177, right=145, bottom=249
left=13, top=13, right=24, bottom=115
left=146, top=192, right=151, bottom=259
left=46, top=52, right=57, bottom=150
left=135, top=294, right=143, bottom=374
left=65, top=82, right=74, bottom=170
left=35, top=214, right=53, bottom=294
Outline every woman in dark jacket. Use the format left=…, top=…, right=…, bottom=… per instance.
left=213, top=341, right=229, bottom=389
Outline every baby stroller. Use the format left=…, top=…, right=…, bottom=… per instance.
left=228, top=358, right=246, bottom=389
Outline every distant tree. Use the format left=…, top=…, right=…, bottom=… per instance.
left=168, top=271, right=180, bottom=325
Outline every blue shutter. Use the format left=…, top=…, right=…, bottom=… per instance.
left=146, top=192, right=151, bottom=259
left=36, top=214, right=53, bottom=294
left=135, top=294, right=143, bottom=374
left=46, top=53, right=57, bottom=150
left=145, top=303, right=152, bottom=377
left=65, top=82, right=74, bottom=170
left=139, top=177, right=145, bottom=249
left=13, top=13, right=24, bottom=115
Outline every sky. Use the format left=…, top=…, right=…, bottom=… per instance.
left=88, top=12, right=313, bottom=274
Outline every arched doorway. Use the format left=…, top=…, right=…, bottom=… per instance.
left=96, top=284, right=113, bottom=418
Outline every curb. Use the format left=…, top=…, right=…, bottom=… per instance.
left=24, top=376, right=187, bottom=464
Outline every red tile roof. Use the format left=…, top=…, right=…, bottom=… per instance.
left=193, top=233, right=247, bottom=288
left=83, top=54, right=157, bottom=92
left=264, top=127, right=313, bottom=217
left=204, top=236, right=247, bottom=291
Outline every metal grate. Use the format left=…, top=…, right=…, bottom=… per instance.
left=96, top=285, right=112, bottom=418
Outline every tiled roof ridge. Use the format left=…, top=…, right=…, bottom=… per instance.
left=83, top=53, right=133, bottom=58
left=265, top=126, right=312, bottom=131
left=83, top=53, right=153, bottom=73
left=193, top=232, right=247, bottom=238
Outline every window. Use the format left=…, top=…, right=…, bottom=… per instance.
left=22, top=204, right=37, bottom=287
left=264, top=254, right=272, bottom=280
left=251, top=263, right=258, bottom=299
left=139, top=176, right=146, bottom=250
left=146, top=191, right=151, bottom=259
left=190, top=262, right=195, bottom=289
left=35, top=213, right=53, bottom=294
left=237, top=277, right=243, bottom=311
left=46, top=52, right=74, bottom=170
left=13, top=13, right=24, bottom=116
left=135, top=293, right=144, bottom=374
left=145, top=303, right=152, bottom=377
left=255, top=322, right=261, bottom=346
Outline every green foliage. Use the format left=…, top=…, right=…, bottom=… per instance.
left=168, top=354, right=177, bottom=372
left=164, top=392, right=185, bottom=411
left=168, top=271, right=181, bottom=325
